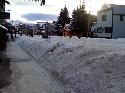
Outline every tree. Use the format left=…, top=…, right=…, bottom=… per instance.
left=28, top=0, right=45, bottom=6
left=41, top=0, right=45, bottom=5
left=71, top=0, right=88, bottom=37
left=0, top=0, right=45, bottom=9
left=90, top=15, right=97, bottom=27
left=0, top=0, right=10, bottom=10
left=56, top=5, right=70, bottom=36
left=58, top=6, right=70, bottom=28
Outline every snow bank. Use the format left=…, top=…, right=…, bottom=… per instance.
left=17, top=36, right=125, bottom=93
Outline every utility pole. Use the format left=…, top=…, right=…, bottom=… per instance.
left=46, top=21, right=48, bottom=35
left=87, top=7, right=91, bottom=37
left=64, top=0, right=66, bottom=6
left=80, top=0, right=82, bottom=5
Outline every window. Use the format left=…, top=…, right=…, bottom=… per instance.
left=120, top=15, right=123, bottom=21
left=97, top=28, right=100, bottom=33
left=97, top=28, right=101, bottom=33
left=102, top=15, right=107, bottom=21
left=96, top=27, right=104, bottom=33
left=94, top=29, right=96, bottom=33
left=105, top=27, right=112, bottom=33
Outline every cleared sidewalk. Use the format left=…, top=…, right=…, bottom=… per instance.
left=1, top=41, right=63, bottom=93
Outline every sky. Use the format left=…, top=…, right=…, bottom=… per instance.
left=5, top=0, right=125, bottom=24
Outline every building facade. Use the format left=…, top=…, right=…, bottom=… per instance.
left=36, top=22, right=55, bottom=35
left=91, top=4, right=125, bottom=38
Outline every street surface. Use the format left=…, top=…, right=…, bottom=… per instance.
left=1, top=41, right=64, bottom=93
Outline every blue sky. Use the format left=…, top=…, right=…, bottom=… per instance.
left=6, top=0, right=125, bottom=23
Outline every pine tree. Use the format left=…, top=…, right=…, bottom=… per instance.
left=40, top=0, right=45, bottom=6
left=26, top=0, right=45, bottom=6
left=58, top=6, right=70, bottom=28
left=56, top=6, right=70, bottom=36
left=0, top=0, right=45, bottom=9
left=90, top=15, right=97, bottom=27
left=71, top=0, right=88, bottom=37
left=0, top=0, right=10, bottom=10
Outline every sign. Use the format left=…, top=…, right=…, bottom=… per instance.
left=0, top=12, right=10, bottom=19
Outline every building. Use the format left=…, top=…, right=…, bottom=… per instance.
left=37, top=22, right=46, bottom=27
left=36, top=22, right=55, bottom=35
left=91, top=4, right=125, bottom=38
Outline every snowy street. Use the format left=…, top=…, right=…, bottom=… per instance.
left=2, top=0, right=125, bottom=92
left=2, top=35, right=125, bottom=93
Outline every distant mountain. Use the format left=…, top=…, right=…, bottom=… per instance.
left=21, top=13, right=57, bottom=21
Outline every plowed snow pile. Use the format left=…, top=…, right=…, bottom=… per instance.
left=17, top=36, right=125, bottom=93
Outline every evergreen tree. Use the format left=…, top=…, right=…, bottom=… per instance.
left=56, top=6, right=70, bottom=36
left=71, top=0, right=88, bottom=37
left=58, top=6, right=70, bottom=28
left=0, top=0, right=10, bottom=10
left=90, top=15, right=97, bottom=27
left=0, top=0, right=45, bottom=9
left=41, top=0, right=45, bottom=6
left=27, top=0, right=45, bottom=6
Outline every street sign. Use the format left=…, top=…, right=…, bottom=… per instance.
left=0, top=12, right=10, bottom=19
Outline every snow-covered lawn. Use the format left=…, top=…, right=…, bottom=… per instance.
left=17, top=35, right=125, bottom=93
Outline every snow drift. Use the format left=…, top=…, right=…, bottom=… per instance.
left=17, top=36, right=125, bottom=93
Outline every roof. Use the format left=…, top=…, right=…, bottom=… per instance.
left=100, top=4, right=125, bottom=14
